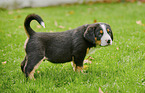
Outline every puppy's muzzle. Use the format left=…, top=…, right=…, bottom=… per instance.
left=107, top=39, right=111, bottom=44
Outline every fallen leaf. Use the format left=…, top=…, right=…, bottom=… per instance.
left=68, top=10, right=74, bottom=15
left=94, top=19, right=97, bottom=23
left=136, top=20, right=142, bottom=25
left=116, top=47, right=119, bottom=50
left=87, top=56, right=94, bottom=60
left=99, top=87, right=104, bottom=93
left=16, top=10, right=21, bottom=13
left=2, top=61, right=7, bottom=65
left=37, top=25, right=41, bottom=28
left=58, top=25, right=65, bottom=29
left=54, top=21, right=58, bottom=26
left=69, top=27, right=72, bottom=30
left=49, top=31, right=53, bottom=33
left=7, top=34, right=11, bottom=37
left=136, top=20, right=145, bottom=26
left=84, top=59, right=92, bottom=64
left=8, top=11, right=13, bottom=14
left=14, top=15, right=21, bottom=19
left=18, top=26, right=22, bottom=28
left=37, top=71, right=40, bottom=74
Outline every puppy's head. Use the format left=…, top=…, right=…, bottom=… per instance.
left=84, top=23, right=113, bottom=46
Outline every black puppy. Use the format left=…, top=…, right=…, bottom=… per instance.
left=21, top=14, right=113, bottom=79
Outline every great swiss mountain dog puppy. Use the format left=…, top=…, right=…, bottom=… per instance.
left=21, top=14, right=113, bottom=79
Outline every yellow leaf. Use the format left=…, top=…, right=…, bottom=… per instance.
left=37, top=71, right=40, bottom=74
left=83, top=65, right=88, bottom=70
left=68, top=11, right=74, bottom=15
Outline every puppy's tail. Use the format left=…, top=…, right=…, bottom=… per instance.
left=24, top=14, right=45, bottom=37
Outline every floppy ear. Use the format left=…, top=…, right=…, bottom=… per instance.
left=84, top=26, right=96, bottom=44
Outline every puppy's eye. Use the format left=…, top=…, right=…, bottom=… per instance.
left=100, top=30, right=103, bottom=34
left=107, top=29, right=110, bottom=32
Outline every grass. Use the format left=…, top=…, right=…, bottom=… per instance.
left=0, top=3, right=145, bottom=93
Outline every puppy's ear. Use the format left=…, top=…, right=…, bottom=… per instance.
left=84, top=26, right=96, bottom=44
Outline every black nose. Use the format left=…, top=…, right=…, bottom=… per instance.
left=107, top=40, right=110, bottom=43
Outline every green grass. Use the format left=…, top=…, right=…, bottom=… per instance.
left=0, top=3, right=145, bottom=93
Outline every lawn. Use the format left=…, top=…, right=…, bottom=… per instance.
left=0, top=3, right=145, bottom=93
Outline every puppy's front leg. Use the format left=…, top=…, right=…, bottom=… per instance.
left=24, top=54, right=44, bottom=80
left=72, top=56, right=84, bottom=73
left=76, top=66, right=83, bottom=73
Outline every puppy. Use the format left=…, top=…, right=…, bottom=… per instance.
left=21, top=14, right=113, bottom=79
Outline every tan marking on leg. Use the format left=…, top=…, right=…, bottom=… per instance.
left=23, top=56, right=28, bottom=73
left=71, top=56, right=76, bottom=71
left=24, top=26, right=30, bottom=38
left=29, top=57, right=45, bottom=80
left=76, top=66, right=83, bottom=73
left=87, top=48, right=89, bottom=54
left=24, top=38, right=29, bottom=50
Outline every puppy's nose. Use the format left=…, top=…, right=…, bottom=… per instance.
left=107, top=40, right=110, bottom=44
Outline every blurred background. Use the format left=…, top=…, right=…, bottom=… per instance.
left=0, top=0, right=145, bottom=10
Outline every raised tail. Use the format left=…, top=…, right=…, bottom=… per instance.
left=24, top=14, right=45, bottom=37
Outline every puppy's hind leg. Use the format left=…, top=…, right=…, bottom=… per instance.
left=24, top=54, right=44, bottom=80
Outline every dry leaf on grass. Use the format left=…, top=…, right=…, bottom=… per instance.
left=18, top=26, right=22, bottom=28
left=8, top=11, right=13, bottom=15
left=87, top=56, right=94, bottom=60
left=37, top=71, right=40, bottom=74
left=136, top=20, right=145, bottom=26
left=14, top=15, right=21, bottom=19
left=116, top=47, right=119, bottom=50
left=68, top=10, right=74, bottom=15
left=7, top=34, right=11, bottom=37
left=54, top=20, right=65, bottom=29
left=84, top=60, right=92, bottom=64
left=2, top=61, right=7, bottom=65
left=58, top=25, right=65, bottom=29
left=94, top=19, right=97, bottom=23
left=49, top=31, right=53, bottom=33
left=37, top=25, right=41, bottom=28
left=136, top=20, right=142, bottom=25
left=54, top=21, right=58, bottom=26
left=84, top=56, right=94, bottom=64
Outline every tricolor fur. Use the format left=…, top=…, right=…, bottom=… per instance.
left=21, top=14, right=113, bottom=79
